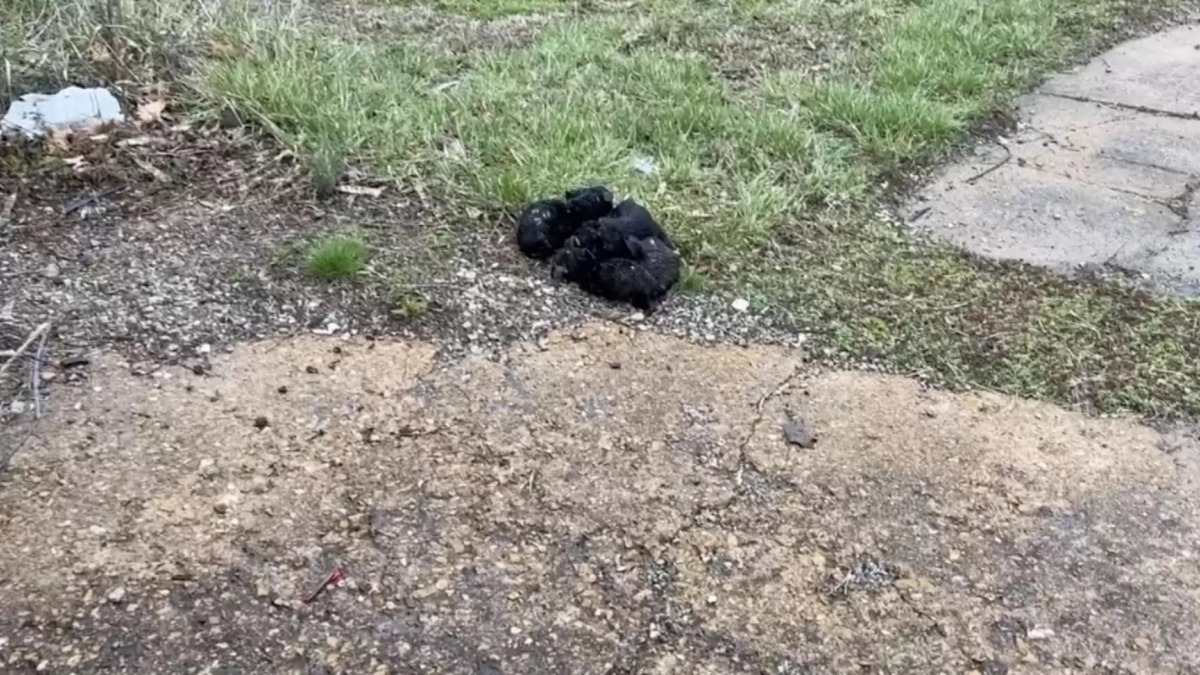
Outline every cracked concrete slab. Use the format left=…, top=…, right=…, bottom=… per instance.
left=2, top=324, right=1198, bottom=673
left=908, top=27, right=1200, bottom=294
left=1042, top=24, right=1200, bottom=117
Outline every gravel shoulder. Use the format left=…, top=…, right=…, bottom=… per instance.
left=0, top=122, right=799, bottom=373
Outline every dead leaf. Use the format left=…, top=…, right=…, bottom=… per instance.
left=442, top=138, right=466, bottom=160
left=0, top=193, right=16, bottom=227
left=135, top=99, right=167, bottom=123
left=62, top=155, right=87, bottom=170
left=47, top=128, right=73, bottom=152
left=209, top=41, right=240, bottom=60
left=131, top=156, right=170, bottom=183
left=336, top=185, right=383, bottom=198
left=144, top=81, right=170, bottom=97
left=89, top=43, right=111, bottom=63
left=117, top=136, right=153, bottom=147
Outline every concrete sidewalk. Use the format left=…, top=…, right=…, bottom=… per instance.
left=907, top=25, right=1200, bottom=295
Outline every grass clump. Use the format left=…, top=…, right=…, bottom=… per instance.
left=306, top=234, right=366, bottom=280
left=391, top=293, right=430, bottom=318
left=762, top=0, right=1068, bottom=165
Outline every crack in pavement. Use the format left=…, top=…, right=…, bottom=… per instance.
left=1100, top=150, right=1196, bottom=178
left=506, top=364, right=817, bottom=673
left=1042, top=91, right=1200, bottom=122
left=736, top=365, right=805, bottom=488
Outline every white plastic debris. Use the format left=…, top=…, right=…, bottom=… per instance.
left=630, top=155, right=660, bottom=177
left=1, top=87, right=125, bottom=138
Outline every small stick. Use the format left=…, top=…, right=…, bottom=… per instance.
left=964, top=139, right=1012, bottom=185
left=63, top=186, right=120, bottom=215
left=0, top=322, right=50, bottom=380
left=0, top=192, right=16, bottom=225
left=31, top=326, right=48, bottom=419
left=304, top=566, right=345, bottom=603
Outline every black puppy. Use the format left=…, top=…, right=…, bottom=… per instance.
left=516, top=185, right=614, bottom=259
left=549, top=217, right=638, bottom=283
left=610, top=198, right=674, bottom=249
left=565, top=186, right=614, bottom=221
left=627, top=234, right=680, bottom=292
left=556, top=200, right=672, bottom=265
left=551, top=224, right=680, bottom=311
left=580, top=258, right=665, bottom=311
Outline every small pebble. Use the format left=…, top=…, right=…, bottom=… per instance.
left=731, top=298, right=749, bottom=312
left=306, top=365, right=319, bottom=375
left=1027, top=626, right=1055, bottom=640
left=107, top=587, right=126, bottom=604
left=253, top=416, right=270, bottom=430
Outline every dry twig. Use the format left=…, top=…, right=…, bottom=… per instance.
left=964, top=138, right=1012, bottom=185
left=0, top=192, right=16, bottom=226
left=31, top=327, right=49, bottom=419
left=0, top=322, right=50, bottom=380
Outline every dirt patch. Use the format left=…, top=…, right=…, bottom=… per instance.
left=1, top=322, right=1197, bottom=672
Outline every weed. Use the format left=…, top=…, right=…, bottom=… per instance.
left=678, top=266, right=709, bottom=293
left=311, top=139, right=346, bottom=199
left=306, top=234, right=366, bottom=280
left=392, top=293, right=429, bottom=319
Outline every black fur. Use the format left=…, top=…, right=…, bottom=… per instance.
left=627, top=235, right=680, bottom=291
left=565, top=185, right=615, bottom=221
left=550, top=220, right=680, bottom=311
left=519, top=188, right=678, bottom=310
left=515, top=185, right=614, bottom=259
left=579, top=258, right=663, bottom=310
left=516, top=199, right=572, bottom=259
left=610, top=198, right=673, bottom=248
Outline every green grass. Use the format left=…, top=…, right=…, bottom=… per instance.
left=5, top=0, right=1200, bottom=417
left=202, top=17, right=866, bottom=258
left=306, top=234, right=366, bottom=280
left=382, top=0, right=569, bottom=18
left=0, top=0, right=273, bottom=102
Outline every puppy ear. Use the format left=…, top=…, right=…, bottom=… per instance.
left=623, top=236, right=643, bottom=256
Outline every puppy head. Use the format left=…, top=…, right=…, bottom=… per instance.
left=565, top=184, right=614, bottom=205
left=550, top=246, right=591, bottom=282
left=563, top=186, right=615, bottom=221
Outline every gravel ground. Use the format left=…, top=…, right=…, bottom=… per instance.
left=0, top=120, right=804, bottom=381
